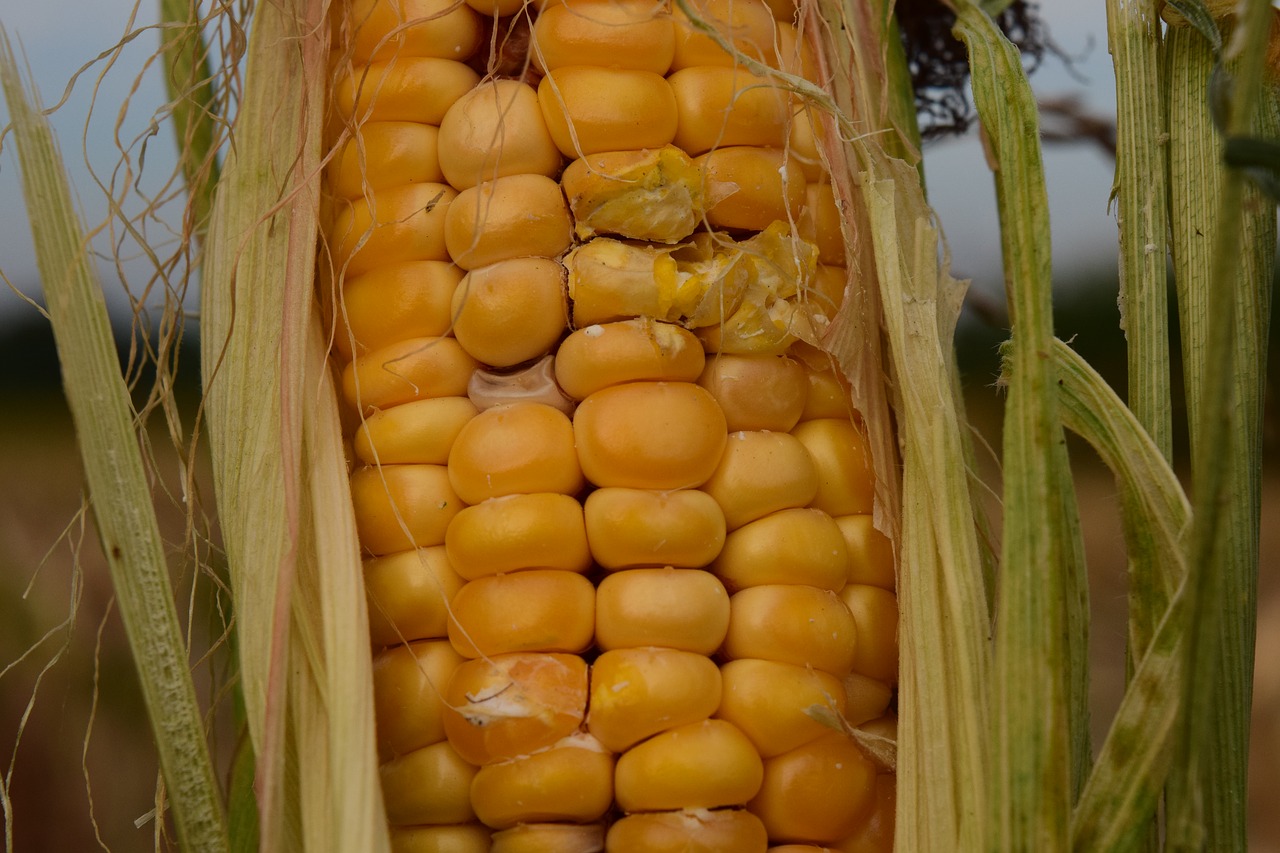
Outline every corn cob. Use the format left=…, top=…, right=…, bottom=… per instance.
left=324, top=0, right=899, bottom=848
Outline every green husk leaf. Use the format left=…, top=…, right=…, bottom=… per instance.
left=950, top=2, right=1088, bottom=846
left=198, top=0, right=389, bottom=849
left=1163, top=0, right=1222, bottom=52
left=1164, top=4, right=1277, bottom=846
left=0, top=27, right=228, bottom=853
left=229, top=729, right=260, bottom=853
left=1048, top=340, right=1190, bottom=850
left=159, top=0, right=221, bottom=242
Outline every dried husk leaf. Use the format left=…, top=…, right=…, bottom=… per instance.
left=199, top=0, right=388, bottom=849
left=0, top=27, right=228, bottom=853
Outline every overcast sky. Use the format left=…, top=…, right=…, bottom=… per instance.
left=0, top=0, right=1120, bottom=334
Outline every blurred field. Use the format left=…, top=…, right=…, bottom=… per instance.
left=1, top=293, right=1278, bottom=850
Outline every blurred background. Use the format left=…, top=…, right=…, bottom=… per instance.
left=2, top=0, right=1278, bottom=850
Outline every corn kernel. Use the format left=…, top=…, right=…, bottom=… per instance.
left=554, top=318, right=705, bottom=401
left=471, top=736, right=615, bottom=828
left=701, top=431, right=819, bottom=530
left=715, top=658, right=846, bottom=758
left=447, top=402, right=584, bottom=503
left=364, top=547, right=466, bottom=646
left=694, top=146, right=806, bottom=231
left=450, top=258, right=569, bottom=368
left=669, top=0, right=777, bottom=70
left=723, top=585, right=857, bottom=676
left=669, top=66, right=790, bottom=155
left=584, top=487, right=726, bottom=570
left=331, top=182, right=456, bottom=277
left=606, top=809, right=769, bottom=852
left=834, top=515, right=895, bottom=590
left=538, top=67, right=678, bottom=158
left=491, top=822, right=607, bottom=853
left=791, top=418, right=874, bottom=516
left=840, top=584, right=899, bottom=684
left=595, top=568, right=731, bottom=654
left=380, top=741, right=478, bottom=826
left=614, top=719, right=764, bottom=811
left=354, top=395, right=478, bottom=466
left=444, top=174, right=573, bottom=270
left=447, top=569, right=596, bottom=657
left=342, top=0, right=483, bottom=62
left=532, top=0, right=675, bottom=74
left=389, top=824, right=490, bottom=853
left=343, top=337, right=478, bottom=413
left=560, top=147, right=702, bottom=243
left=335, top=260, right=462, bottom=360
left=333, top=58, right=480, bottom=125
left=698, top=354, right=807, bottom=432
left=350, top=464, right=463, bottom=554
left=373, top=640, right=465, bottom=758
left=588, top=647, right=723, bottom=752
left=445, top=493, right=592, bottom=579
left=329, top=121, right=445, bottom=199
left=713, top=507, right=848, bottom=591
left=438, top=79, right=563, bottom=190
left=748, top=733, right=876, bottom=843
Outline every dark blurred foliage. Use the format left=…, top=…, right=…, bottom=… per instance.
left=898, top=0, right=1048, bottom=139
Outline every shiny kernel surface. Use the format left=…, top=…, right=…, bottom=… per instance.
left=840, top=584, right=900, bottom=684
left=329, top=121, right=444, bottom=199
left=343, top=337, right=477, bottom=413
left=333, top=59, right=480, bottom=125
left=350, top=464, right=463, bottom=554
left=698, top=354, right=808, bottom=432
left=614, top=719, right=764, bottom=812
left=669, top=0, right=777, bottom=69
left=701, top=431, right=819, bottom=530
left=442, top=652, right=588, bottom=765
left=471, top=740, right=615, bottom=828
left=354, top=395, right=478, bottom=466
left=444, top=174, right=573, bottom=270
left=538, top=67, right=678, bottom=158
left=490, top=822, right=607, bottom=853
left=713, top=507, right=849, bottom=592
left=749, top=732, right=877, bottom=843
left=380, top=740, right=478, bottom=826
left=584, top=487, right=726, bottom=569
left=835, top=514, right=896, bottom=590
left=448, top=402, right=584, bottom=503
left=445, top=492, right=591, bottom=579
left=364, top=547, right=466, bottom=646
left=331, top=182, right=455, bottom=277
left=447, top=569, right=596, bottom=658
left=669, top=66, right=789, bottom=155
left=791, top=418, right=875, bottom=516
left=695, top=146, right=806, bottom=232
left=587, top=647, right=723, bottom=752
left=373, top=640, right=464, bottom=758
left=573, top=381, right=727, bottom=490
left=450, top=258, right=568, bottom=368
left=337, top=261, right=461, bottom=360
left=723, top=584, right=858, bottom=676
left=716, top=658, right=847, bottom=757
left=341, top=0, right=483, bottom=62
left=438, top=79, right=563, bottom=190
left=606, top=809, right=769, bottom=852
left=595, top=568, right=731, bottom=654
left=554, top=318, right=706, bottom=401
left=532, top=0, right=675, bottom=73
left=389, top=824, right=491, bottom=853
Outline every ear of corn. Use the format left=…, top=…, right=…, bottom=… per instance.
left=324, top=0, right=899, bottom=847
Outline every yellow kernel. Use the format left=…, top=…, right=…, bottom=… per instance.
left=373, top=640, right=464, bottom=759
left=364, top=547, right=466, bottom=647
left=538, top=67, right=678, bottom=158
left=330, top=182, right=456, bottom=277
left=799, top=182, right=846, bottom=266
left=438, top=79, right=563, bottom=190
left=713, top=507, right=848, bottom=591
left=447, top=569, right=596, bottom=658
left=471, top=737, right=615, bottom=828
left=799, top=367, right=853, bottom=421
left=336, top=261, right=462, bottom=360
left=614, top=719, right=764, bottom=811
left=695, top=146, right=806, bottom=231
left=584, top=487, right=726, bottom=570
left=840, top=584, right=899, bottom=685
left=328, top=121, right=444, bottom=199
left=669, top=0, right=777, bottom=70
left=723, top=584, right=857, bottom=676
left=450, top=258, right=568, bottom=368
left=788, top=105, right=828, bottom=182
left=749, top=732, right=877, bottom=843
left=606, top=809, right=769, bottom=852
left=445, top=493, right=591, bottom=579
left=573, top=381, right=727, bottom=490
left=448, top=402, right=584, bottom=503
left=333, top=58, right=480, bottom=125
left=588, top=647, right=723, bottom=752
left=698, top=353, right=808, bottom=432
left=835, top=515, right=896, bottom=590
left=350, top=464, right=463, bottom=554
left=532, top=0, right=675, bottom=74
left=716, top=658, right=847, bottom=757
left=554, top=318, right=706, bottom=401
left=343, top=337, right=478, bottom=413
left=669, top=66, right=789, bottom=155
left=490, top=823, right=607, bottom=853
left=443, top=652, right=588, bottom=765
left=791, top=418, right=875, bottom=516
left=354, top=396, right=478, bottom=466
left=701, top=430, right=819, bottom=530
left=832, top=774, right=896, bottom=853
left=842, top=672, right=893, bottom=727
left=444, top=174, right=573, bottom=270
left=595, top=568, right=731, bottom=654
left=389, top=824, right=490, bottom=853
left=380, top=740, right=477, bottom=826
left=341, top=0, right=483, bottom=63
